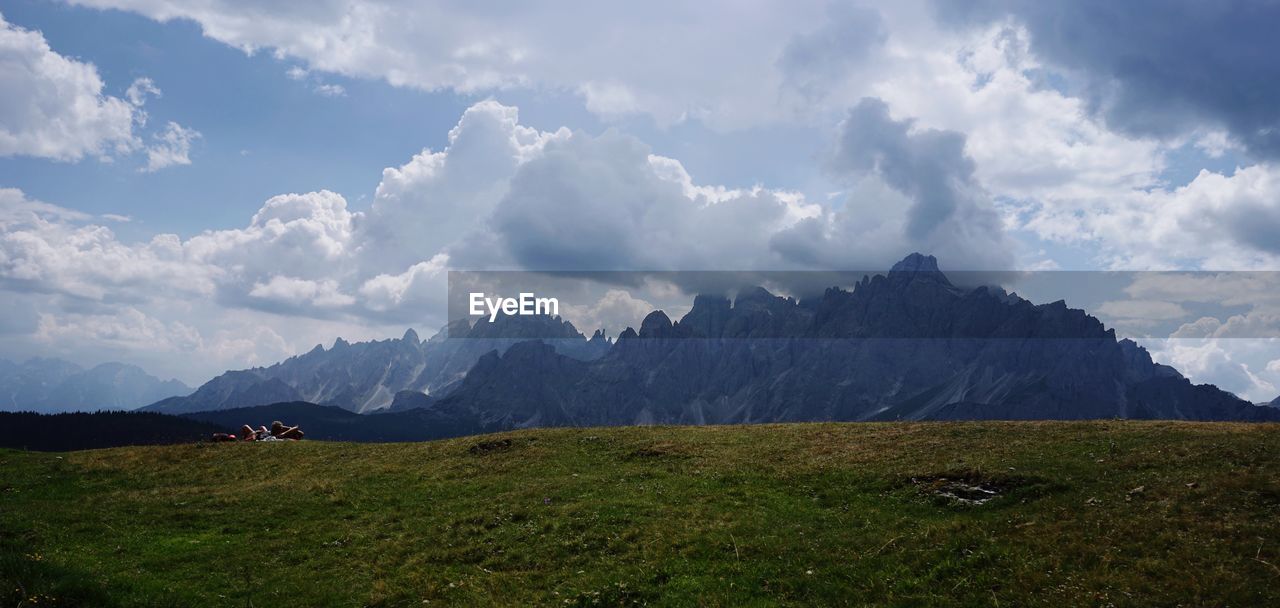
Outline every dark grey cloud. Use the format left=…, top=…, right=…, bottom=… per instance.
left=827, top=98, right=977, bottom=239
left=1222, top=199, right=1280, bottom=255
left=934, top=0, right=1280, bottom=158
left=771, top=97, right=1012, bottom=270
left=476, top=129, right=802, bottom=272
left=777, top=3, right=887, bottom=102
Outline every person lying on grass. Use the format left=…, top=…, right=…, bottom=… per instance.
left=234, top=421, right=304, bottom=441
left=270, top=420, right=304, bottom=440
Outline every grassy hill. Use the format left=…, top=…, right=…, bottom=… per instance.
left=2, top=421, right=1278, bottom=607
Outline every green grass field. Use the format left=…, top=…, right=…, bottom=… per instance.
left=3, top=421, right=1279, bottom=607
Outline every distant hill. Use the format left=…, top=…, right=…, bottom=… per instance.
left=0, top=411, right=222, bottom=451
left=0, top=358, right=191, bottom=413
left=145, top=319, right=609, bottom=415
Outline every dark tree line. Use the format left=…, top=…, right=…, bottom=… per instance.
left=0, top=411, right=227, bottom=452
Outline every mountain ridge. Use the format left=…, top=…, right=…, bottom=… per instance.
left=0, top=357, right=191, bottom=413
left=409, top=254, right=1279, bottom=433
left=143, top=315, right=609, bottom=414
left=148, top=253, right=1278, bottom=427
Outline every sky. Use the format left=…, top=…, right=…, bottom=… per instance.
left=1, top=0, right=1280, bottom=400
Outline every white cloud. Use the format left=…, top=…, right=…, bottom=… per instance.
left=25, top=87, right=1280, bottom=387
left=1097, top=300, right=1189, bottom=322
left=357, top=254, right=448, bottom=314
left=312, top=83, right=345, bottom=97
left=50, top=0, right=1280, bottom=273
left=249, top=276, right=355, bottom=309
left=864, top=22, right=1280, bottom=272
left=0, top=14, right=198, bottom=172
left=0, top=13, right=138, bottom=161
left=1144, top=337, right=1278, bottom=402
left=65, top=0, right=840, bottom=128
left=1016, top=164, right=1280, bottom=270
left=1170, top=313, right=1280, bottom=341
left=200, top=324, right=292, bottom=368
left=2, top=97, right=1020, bottom=334
left=35, top=307, right=202, bottom=353
left=577, top=81, right=641, bottom=117
left=141, top=121, right=201, bottom=172
left=360, top=100, right=568, bottom=272
left=1123, top=272, right=1280, bottom=307
left=60, top=0, right=1280, bottom=274
left=0, top=188, right=215, bottom=301
left=562, top=289, right=656, bottom=338
left=125, top=77, right=162, bottom=123
left=473, top=128, right=819, bottom=271
left=1, top=187, right=362, bottom=312
left=184, top=190, right=361, bottom=310
left=871, top=22, right=1166, bottom=206
left=0, top=187, right=89, bottom=222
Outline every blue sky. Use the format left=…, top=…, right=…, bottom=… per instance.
left=2, top=0, right=1279, bottom=400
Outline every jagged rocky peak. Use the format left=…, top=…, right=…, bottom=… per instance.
left=975, top=284, right=1021, bottom=305
left=890, top=252, right=940, bottom=273
left=638, top=310, right=674, bottom=338
left=458, top=313, right=587, bottom=340
left=692, top=293, right=732, bottom=311
left=402, top=328, right=420, bottom=344
left=504, top=339, right=560, bottom=360
left=443, top=318, right=473, bottom=339
left=730, top=286, right=797, bottom=318
left=733, top=285, right=776, bottom=308
left=888, top=252, right=951, bottom=286
left=681, top=294, right=732, bottom=337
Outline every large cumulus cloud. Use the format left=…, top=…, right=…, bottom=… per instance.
left=0, top=13, right=201, bottom=168
left=0, top=188, right=215, bottom=301
left=0, top=13, right=138, bottom=161
left=1, top=98, right=1021, bottom=380
left=470, top=131, right=816, bottom=271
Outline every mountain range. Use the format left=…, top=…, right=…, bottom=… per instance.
left=0, top=358, right=190, bottom=413
left=57, top=252, right=1280, bottom=431
left=402, top=254, right=1279, bottom=435
left=143, top=317, right=609, bottom=414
